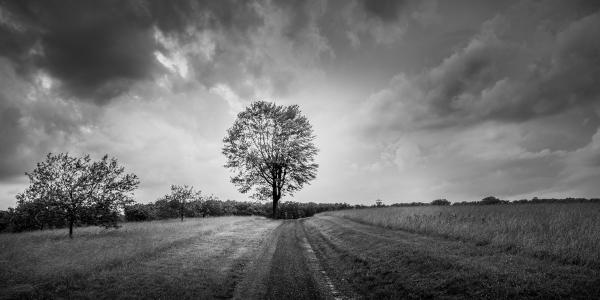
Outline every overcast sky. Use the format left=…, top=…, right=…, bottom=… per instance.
left=0, top=0, right=599, bottom=209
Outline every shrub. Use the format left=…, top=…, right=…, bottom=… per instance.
left=431, top=199, right=450, bottom=206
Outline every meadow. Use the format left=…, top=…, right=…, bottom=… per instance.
left=0, top=216, right=280, bottom=299
left=322, top=203, right=600, bottom=267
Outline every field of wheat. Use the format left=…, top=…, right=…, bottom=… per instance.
left=322, top=204, right=600, bottom=267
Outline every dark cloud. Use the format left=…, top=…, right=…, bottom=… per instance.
left=361, top=0, right=406, bottom=22
left=353, top=1, right=600, bottom=202
left=0, top=0, right=157, bottom=103
left=364, top=5, right=600, bottom=134
left=0, top=56, right=101, bottom=180
left=0, top=93, right=25, bottom=179
left=0, top=0, right=264, bottom=104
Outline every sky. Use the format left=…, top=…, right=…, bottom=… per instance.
left=0, top=0, right=599, bottom=209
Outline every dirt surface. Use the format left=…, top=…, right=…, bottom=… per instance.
left=234, top=220, right=341, bottom=300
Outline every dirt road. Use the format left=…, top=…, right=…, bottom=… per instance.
left=234, top=220, right=342, bottom=299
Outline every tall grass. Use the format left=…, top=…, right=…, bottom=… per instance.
left=322, top=204, right=600, bottom=267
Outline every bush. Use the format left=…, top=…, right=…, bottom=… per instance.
left=480, top=196, right=508, bottom=205
left=0, top=210, right=12, bottom=232
left=431, top=199, right=450, bottom=206
left=124, top=204, right=155, bottom=221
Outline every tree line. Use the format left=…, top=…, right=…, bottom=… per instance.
left=378, top=196, right=600, bottom=207
left=0, top=152, right=352, bottom=235
left=451, top=196, right=600, bottom=206
left=0, top=185, right=354, bottom=234
left=123, top=197, right=354, bottom=222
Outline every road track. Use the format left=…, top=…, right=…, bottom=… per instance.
left=234, top=219, right=345, bottom=299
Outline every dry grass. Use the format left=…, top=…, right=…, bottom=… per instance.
left=321, top=204, right=600, bottom=267
left=0, top=216, right=279, bottom=299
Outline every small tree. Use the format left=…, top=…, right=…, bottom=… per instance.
left=161, top=185, right=200, bottom=221
left=222, top=101, right=319, bottom=218
left=17, top=153, right=139, bottom=238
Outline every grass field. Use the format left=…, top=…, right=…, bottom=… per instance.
left=321, top=204, right=600, bottom=267
left=304, top=215, right=600, bottom=298
left=0, top=216, right=280, bottom=299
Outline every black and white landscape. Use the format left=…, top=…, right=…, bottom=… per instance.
left=1, top=0, right=599, bottom=299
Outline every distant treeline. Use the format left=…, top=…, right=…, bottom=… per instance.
left=0, top=197, right=356, bottom=233
left=123, top=197, right=355, bottom=221
left=3, top=194, right=599, bottom=233
left=384, top=197, right=600, bottom=207
left=452, top=196, right=600, bottom=206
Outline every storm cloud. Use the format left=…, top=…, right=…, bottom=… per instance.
left=359, top=0, right=600, bottom=201
left=0, top=0, right=271, bottom=103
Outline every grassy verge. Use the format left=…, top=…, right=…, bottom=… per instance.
left=321, top=203, right=600, bottom=267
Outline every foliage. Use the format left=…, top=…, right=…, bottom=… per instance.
left=122, top=193, right=353, bottom=222
left=222, top=101, right=318, bottom=217
left=448, top=196, right=600, bottom=206
left=13, top=153, right=139, bottom=237
left=430, top=199, right=450, bottom=206
left=479, top=196, right=507, bottom=205
left=123, top=204, right=154, bottom=222
left=159, top=185, right=200, bottom=221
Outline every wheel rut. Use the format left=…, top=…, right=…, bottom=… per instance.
left=234, top=220, right=344, bottom=300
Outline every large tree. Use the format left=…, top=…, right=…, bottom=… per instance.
left=16, top=153, right=139, bottom=237
left=222, top=101, right=318, bottom=218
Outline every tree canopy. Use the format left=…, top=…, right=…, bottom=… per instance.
left=222, top=101, right=318, bottom=217
left=16, top=153, right=139, bottom=237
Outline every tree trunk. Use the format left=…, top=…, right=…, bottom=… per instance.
left=272, top=181, right=280, bottom=219
left=272, top=198, right=278, bottom=219
left=68, top=219, right=74, bottom=238
left=180, top=200, right=185, bottom=222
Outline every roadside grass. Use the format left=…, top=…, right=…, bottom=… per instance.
left=0, top=216, right=279, bottom=299
left=321, top=203, right=600, bottom=267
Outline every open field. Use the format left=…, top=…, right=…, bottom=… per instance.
left=321, top=203, right=600, bottom=267
left=0, top=216, right=281, bottom=299
left=2, top=210, right=600, bottom=299
left=304, top=215, right=600, bottom=299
